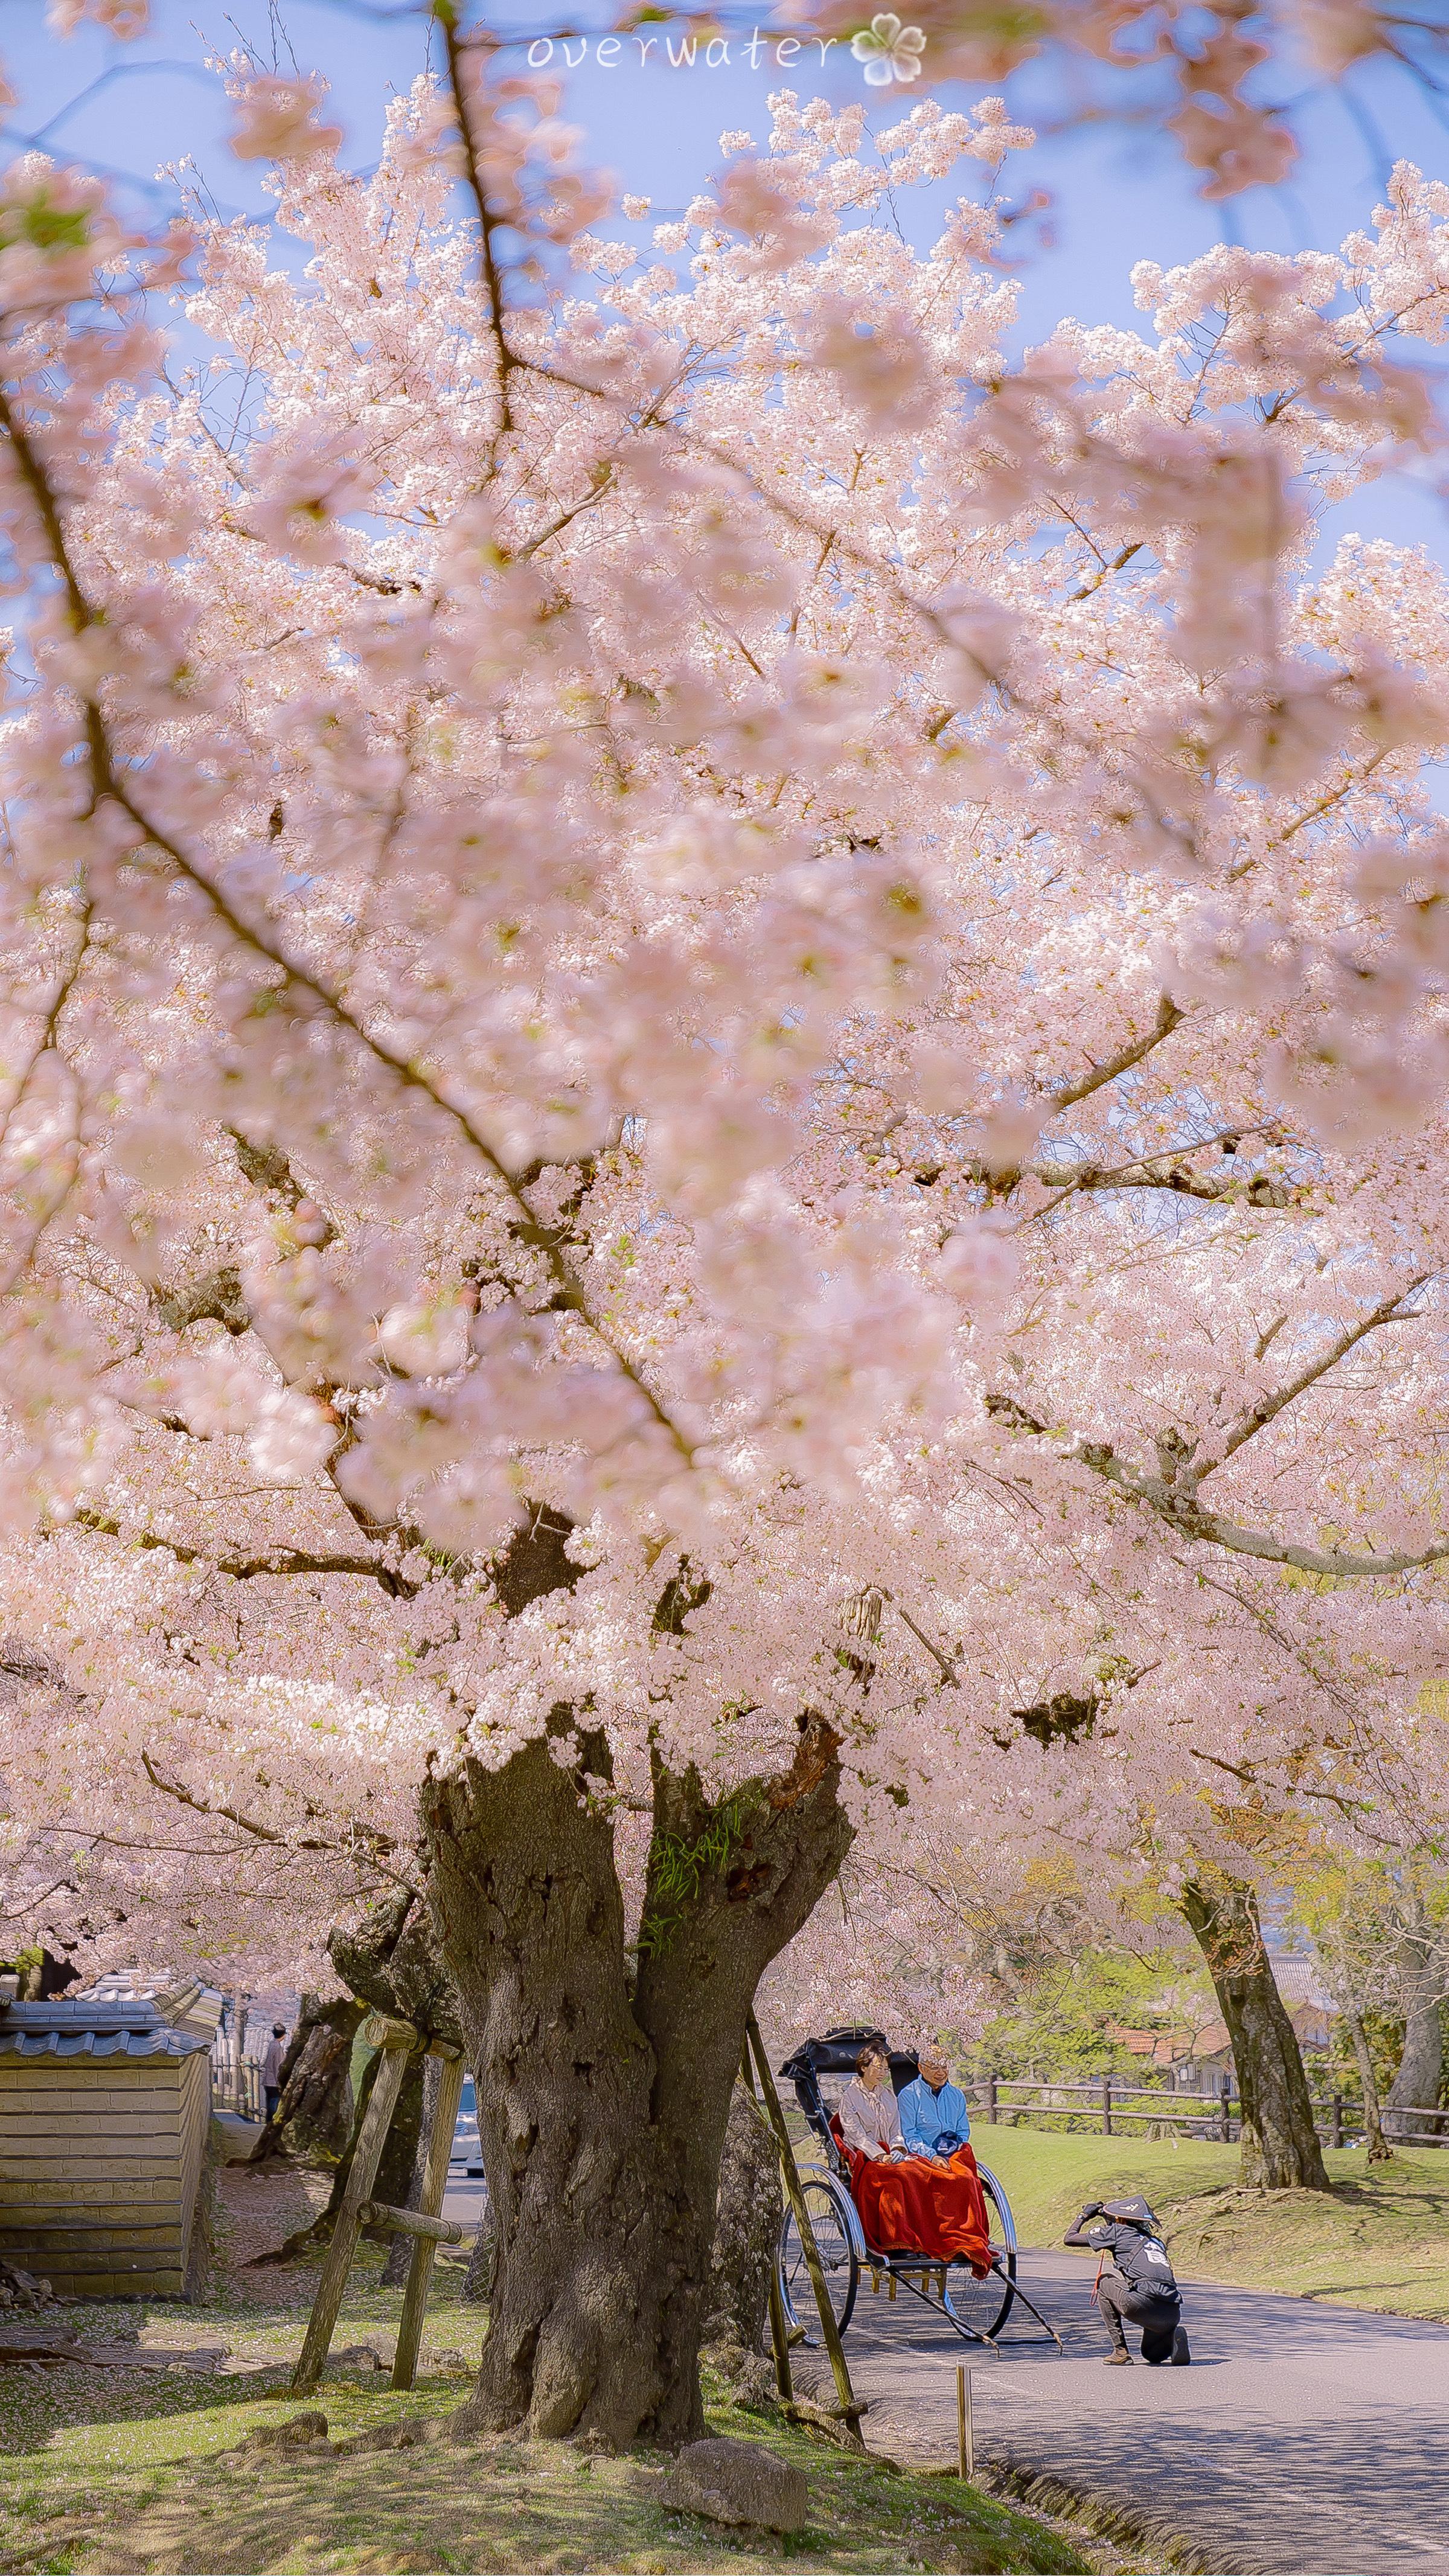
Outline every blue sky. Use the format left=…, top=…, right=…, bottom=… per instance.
left=2, top=0, right=1446, bottom=555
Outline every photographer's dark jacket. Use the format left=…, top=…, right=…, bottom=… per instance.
left=1064, top=2214, right=1181, bottom=2305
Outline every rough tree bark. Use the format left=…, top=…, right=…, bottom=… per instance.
left=1344, top=2009, right=1392, bottom=2162
left=423, top=1703, right=851, bottom=2444
left=1386, top=1912, right=1446, bottom=2140
left=705, top=2079, right=782, bottom=2353
left=254, top=1993, right=364, bottom=2166
left=414, top=1511, right=856, bottom=2441
left=1179, top=1872, right=1331, bottom=2192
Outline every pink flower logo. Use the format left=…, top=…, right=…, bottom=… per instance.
left=850, top=13, right=928, bottom=85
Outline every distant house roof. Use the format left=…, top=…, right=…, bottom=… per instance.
left=1105, top=2024, right=1198, bottom=2065
left=1111, top=2018, right=1235, bottom=2065
left=0, top=1998, right=213, bottom=2060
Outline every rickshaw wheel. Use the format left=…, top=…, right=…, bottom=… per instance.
left=950, top=2161, right=1017, bottom=2340
left=777, top=2170, right=861, bottom=2341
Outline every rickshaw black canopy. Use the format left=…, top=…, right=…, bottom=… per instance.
left=778, top=2027, right=921, bottom=2144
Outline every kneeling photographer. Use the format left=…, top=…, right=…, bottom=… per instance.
left=1064, top=2196, right=1191, bottom=2367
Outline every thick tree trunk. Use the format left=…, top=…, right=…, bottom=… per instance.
left=705, top=2079, right=781, bottom=2353
left=1386, top=1919, right=1445, bottom=2140
left=1345, top=2010, right=1392, bottom=2162
left=255, top=1994, right=363, bottom=2166
left=423, top=1710, right=851, bottom=2443
left=1179, top=1873, right=1331, bottom=2192
left=252, top=1893, right=456, bottom=2261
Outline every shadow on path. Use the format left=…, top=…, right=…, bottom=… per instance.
left=807, top=2249, right=1449, bottom=2575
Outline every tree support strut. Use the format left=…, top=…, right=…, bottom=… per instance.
left=292, top=2015, right=465, bottom=2393
left=745, top=2010, right=865, bottom=2443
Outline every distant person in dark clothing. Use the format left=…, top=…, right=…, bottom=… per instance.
left=261, top=2023, right=287, bottom=2123
left=1065, top=2197, right=1191, bottom=2367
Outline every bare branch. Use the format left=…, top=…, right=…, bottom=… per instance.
left=986, top=1381, right=1449, bottom=1579
left=879, top=1589, right=960, bottom=1685
left=1025, top=1133, right=1291, bottom=1218
left=1047, top=994, right=1185, bottom=1113
left=1192, top=1276, right=1431, bottom=1485
left=140, top=1748, right=357, bottom=1853
left=71, top=1507, right=418, bottom=1596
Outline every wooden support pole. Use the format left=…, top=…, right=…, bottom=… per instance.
left=744, top=2011, right=862, bottom=2441
left=292, top=2014, right=417, bottom=2391
left=740, top=2038, right=794, bottom=2405
left=360, top=2202, right=464, bottom=2246
left=766, top=2258, right=795, bottom=2403
left=391, top=2048, right=467, bottom=2392
left=957, top=2365, right=973, bottom=2482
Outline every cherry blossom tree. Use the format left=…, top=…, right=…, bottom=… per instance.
left=6, top=14, right=1449, bottom=2433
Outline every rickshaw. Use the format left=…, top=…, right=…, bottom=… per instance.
left=775, top=2027, right=1061, bottom=2352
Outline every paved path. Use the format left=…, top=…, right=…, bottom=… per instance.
left=819, top=2249, right=1449, bottom=2574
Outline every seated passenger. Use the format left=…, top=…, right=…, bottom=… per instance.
left=837, top=2040, right=910, bottom=2161
left=898, top=2044, right=971, bottom=2164
left=838, top=2038, right=993, bottom=2274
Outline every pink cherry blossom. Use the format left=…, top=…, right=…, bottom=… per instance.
left=0, top=51, right=1444, bottom=2048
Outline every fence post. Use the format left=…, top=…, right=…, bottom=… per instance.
left=1331, top=2092, right=1343, bottom=2150
left=957, top=2365, right=974, bottom=2482
left=1101, top=2073, right=1112, bottom=2137
left=987, top=2075, right=997, bottom=2127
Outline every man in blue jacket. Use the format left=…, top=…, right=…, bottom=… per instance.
left=898, top=2044, right=971, bottom=2161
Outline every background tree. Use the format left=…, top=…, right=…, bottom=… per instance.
left=1293, top=1858, right=1449, bottom=2147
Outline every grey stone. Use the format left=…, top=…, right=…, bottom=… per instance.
left=700, top=2337, right=777, bottom=2410
left=660, top=2435, right=808, bottom=2533
left=238, top=2411, right=329, bottom=2451
left=0, top=2260, right=55, bottom=2313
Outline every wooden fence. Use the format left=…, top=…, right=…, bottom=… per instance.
left=967, top=2073, right=1448, bottom=2149
left=210, top=2035, right=264, bottom=2122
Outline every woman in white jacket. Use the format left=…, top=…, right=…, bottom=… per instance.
left=837, top=2040, right=910, bottom=2160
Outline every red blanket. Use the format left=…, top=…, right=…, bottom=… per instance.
left=844, top=2141, right=993, bottom=2276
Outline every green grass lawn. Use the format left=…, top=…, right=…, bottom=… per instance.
left=0, top=2160, right=1093, bottom=2576
left=974, top=2123, right=1449, bottom=2316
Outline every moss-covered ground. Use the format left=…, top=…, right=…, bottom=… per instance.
left=0, top=2155, right=1093, bottom=2576
left=974, top=2124, right=1449, bottom=2316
